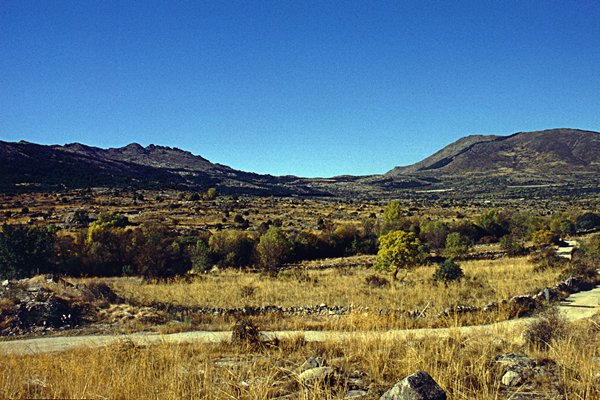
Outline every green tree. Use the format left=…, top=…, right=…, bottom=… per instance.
left=381, top=200, right=405, bottom=234
left=549, top=212, right=575, bottom=237
left=131, top=224, right=190, bottom=278
left=374, top=230, right=424, bottom=281
left=420, top=221, right=449, bottom=252
left=0, top=224, right=56, bottom=279
left=576, top=212, right=600, bottom=232
left=256, top=227, right=291, bottom=274
left=190, top=239, right=213, bottom=273
left=443, top=232, right=470, bottom=260
left=95, top=212, right=129, bottom=228
left=474, top=209, right=507, bottom=239
left=208, top=230, right=255, bottom=267
left=531, top=229, right=558, bottom=248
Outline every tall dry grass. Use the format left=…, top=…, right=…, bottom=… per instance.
left=2, top=316, right=599, bottom=399
left=95, top=257, right=561, bottom=331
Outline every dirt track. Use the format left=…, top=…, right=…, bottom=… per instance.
left=1, top=281, right=599, bottom=356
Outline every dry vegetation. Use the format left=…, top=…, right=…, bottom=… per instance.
left=2, top=315, right=600, bottom=399
left=92, top=256, right=561, bottom=332
left=2, top=189, right=599, bottom=399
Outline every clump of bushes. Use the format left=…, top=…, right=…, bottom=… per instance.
left=523, top=307, right=568, bottom=349
left=433, top=259, right=464, bottom=282
left=231, top=319, right=262, bottom=347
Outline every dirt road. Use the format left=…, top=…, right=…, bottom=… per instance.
left=2, top=282, right=599, bottom=356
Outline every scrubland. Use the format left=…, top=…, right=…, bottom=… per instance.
left=100, top=257, right=562, bottom=332
left=2, top=314, right=599, bottom=399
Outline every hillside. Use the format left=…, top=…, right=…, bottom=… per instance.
left=1, top=128, right=599, bottom=198
left=387, top=128, right=600, bottom=179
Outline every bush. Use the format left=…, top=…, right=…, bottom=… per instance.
left=231, top=319, right=262, bottom=347
left=575, top=212, right=600, bottom=232
left=130, top=224, right=191, bottom=278
left=0, top=224, right=56, bottom=279
left=205, top=188, right=218, bottom=200
left=95, top=213, right=129, bottom=228
left=208, top=231, right=256, bottom=268
left=523, top=307, right=568, bottom=349
left=433, top=259, right=464, bottom=282
left=256, top=227, right=291, bottom=274
left=443, top=232, right=470, bottom=260
left=531, top=229, right=559, bottom=248
left=190, top=240, right=213, bottom=273
left=530, top=247, right=564, bottom=272
left=420, top=221, right=449, bottom=252
left=499, top=234, right=526, bottom=256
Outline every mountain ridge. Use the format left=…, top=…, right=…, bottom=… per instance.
left=1, top=128, right=599, bottom=198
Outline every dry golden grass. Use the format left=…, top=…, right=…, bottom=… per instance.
left=2, top=317, right=598, bottom=399
left=92, top=257, right=561, bottom=331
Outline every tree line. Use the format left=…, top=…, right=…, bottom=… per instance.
left=1, top=203, right=599, bottom=280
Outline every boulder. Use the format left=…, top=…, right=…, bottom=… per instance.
left=298, top=366, right=336, bottom=386
left=380, top=370, right=446, bottom=400
left=501, top=370, right=522, bottom=387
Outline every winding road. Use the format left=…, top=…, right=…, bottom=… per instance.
left=1, top=282, right=599, bottom=356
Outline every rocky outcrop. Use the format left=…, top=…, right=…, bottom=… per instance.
left=379, top=371, right=446, bottom=400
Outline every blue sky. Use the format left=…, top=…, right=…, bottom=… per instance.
left=1, top=1, right=599, bottom=177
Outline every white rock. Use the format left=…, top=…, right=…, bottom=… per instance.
left=501, top=370, right=523, bottom=387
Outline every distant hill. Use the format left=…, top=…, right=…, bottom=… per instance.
left=1, top=128, right=599, bottom=198
left=0, top=140, right=330, bottom=196
left=386, top=128, right=600, bottom=180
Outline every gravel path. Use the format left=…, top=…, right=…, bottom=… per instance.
left=2, top=281, right=599, bottom=356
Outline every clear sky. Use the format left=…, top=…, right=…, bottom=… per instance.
left=1, top=1, right=599, bottom=177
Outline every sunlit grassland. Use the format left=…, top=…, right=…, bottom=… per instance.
left=2, top=318, right=599, bottom=399
left=93, top=256, right=562, bottom=331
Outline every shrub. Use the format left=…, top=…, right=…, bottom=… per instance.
left=190, top=240, right=213, bottom=273
left=530, top=247, right=564, bottom=272
left=209, top=231, right=256, bottom=268
left=381, top=200, right=411, bottom=234
left=84, top=223, right=133, bottom=276
left=231, top=319, right=262, bottom=347
left=95, top=212, right=129, bottom=228
left=0, top=224, right=56, bottom=279
left=433, top=259, right=464, bottom=282
left=420, top=221, right=449, bottom=252
left=205, top=187, right=218, bottom=200
left=474, top=209, right=507, bottom=239
left=549, top=212, right=575, bottom=237
left=256, top=227, right=291, bottom=274
left=130, top=224, right=191, bottom=278
left=575, top=212, right=600, bottom=232
left=523, top=307, right=568, bottom=349
left=531, top=229, right=559, bottom=248
left=443, top=232, right=470, bottom=260
left=240, top=285, right=256, bottom=298
left=499, top=234, right=526, bottom=256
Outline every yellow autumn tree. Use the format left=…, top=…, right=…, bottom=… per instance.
left=374, top=230, right=424, bottom=280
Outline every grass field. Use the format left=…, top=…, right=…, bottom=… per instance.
left=2, top=315, right=599, bottom=399
left=88, top=256, right=563, bottom=332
